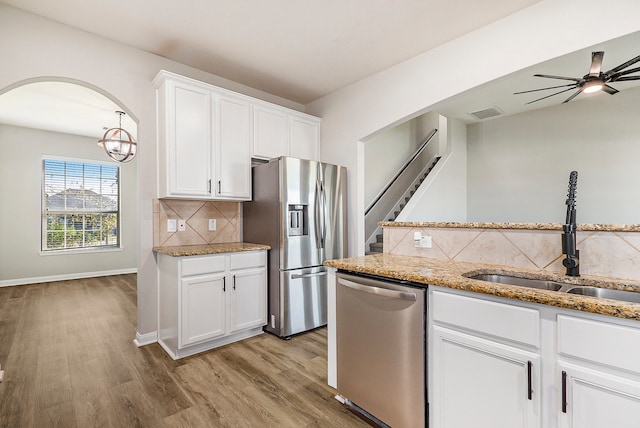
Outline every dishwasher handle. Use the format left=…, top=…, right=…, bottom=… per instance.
left=338, top=277, right=417, bottom=301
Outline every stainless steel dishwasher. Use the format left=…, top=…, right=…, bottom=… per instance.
left=336, top=271, right=426, bottom=428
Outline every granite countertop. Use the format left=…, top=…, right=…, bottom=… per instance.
left=379, top=221, right=640, bottom=232
left=324, top=253, right=640, bottom=321
left=153, top=242, right=270, bottom=257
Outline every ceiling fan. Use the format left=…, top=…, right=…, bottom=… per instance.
left=514, top=51, right=640, bottom=104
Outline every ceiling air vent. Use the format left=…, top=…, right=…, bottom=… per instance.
left=468, top=106, right=503, bottom=120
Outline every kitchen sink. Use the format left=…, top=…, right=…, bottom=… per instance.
left=565, top=286, right=640, bottom=304
left=468, top=273, right=640, bottom=304
left=467, top=274, right=564, bottom=291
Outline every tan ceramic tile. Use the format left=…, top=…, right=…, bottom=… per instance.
left=501, top=229, right=561, bottom=269
left=384, top=227, right=413, bottom=253
left=153, top=198, right=160, bottom=213
left=427, top=228, right=483, bottom=259
left=162, top=199, right=206, bottom=221
left=579, top=232, right=640, bottom=280
left=454, top=230, right=538, bottom=269
left=162, top=224, right=207, bottom=246
left=388, top=229, right=448, bottom=259
left=158, top=204, right=180, bottom=246
left=211, top=222, right=239, bottom=243
left=618, top=232, right=640, bottom=253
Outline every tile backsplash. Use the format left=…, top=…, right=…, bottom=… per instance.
left=385, top=226, right=640, bottom=281
left=153, top=199, right=241, bottom=247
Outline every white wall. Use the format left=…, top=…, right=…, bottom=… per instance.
left=364, top=112, right=437, bottom=207
left=306, top=0, right=640, bottom=256
left=0, top=4, right=304, bottom=339
left=467, top=86, right=640, bottom=223
left=0, top=125, right=137, bottom=284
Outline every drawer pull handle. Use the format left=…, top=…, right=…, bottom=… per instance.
left=233, top=275, right=236, bottom=290
left=527, top=361, right=533, bottom=400
left=562, top=371, right=568, bottom=413
left=223, top=277, right=226, bottom=292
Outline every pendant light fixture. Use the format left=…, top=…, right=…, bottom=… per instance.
left=98, top=110, right=137, bottom=163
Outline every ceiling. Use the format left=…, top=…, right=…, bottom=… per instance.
left=1, top=0, right=540, bottom=104
left=0, top=1, right=639, bottom=138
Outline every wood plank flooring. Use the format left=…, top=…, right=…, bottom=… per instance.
left=0, top=274, right=370, bottom=427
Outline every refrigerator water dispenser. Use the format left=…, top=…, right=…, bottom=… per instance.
left=288, top=204, right=308, bottom=236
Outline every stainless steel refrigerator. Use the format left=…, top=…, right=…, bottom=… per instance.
left=243, top=156, right=347, bottom=338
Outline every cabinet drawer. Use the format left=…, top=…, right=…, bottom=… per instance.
left=181, top=255, right=225, bottom=276
left=230, top=251, right=266, bottom=270
left=431, top=290, right=540, bottom=347
left=558, top=315, right=640, bottom=373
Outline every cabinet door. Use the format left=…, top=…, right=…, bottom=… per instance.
left=558, top=362, right=640, bottom=428
left=431, top=325, right=540, bottom=428
left=253, top=103, right=288, bottom=160
left=228, top=267, right=267, bottom=334
left=180, top=273, right=226, bottom=347
left=167, top=82, right=212, bottom=197
left=289, top=115, right=320, bottom=161
left=214, top=93, right=252, bottom=200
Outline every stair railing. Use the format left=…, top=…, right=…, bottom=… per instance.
left=364, top=128, right=439, bottom=252
left=365, top=129, right=438, bottom=216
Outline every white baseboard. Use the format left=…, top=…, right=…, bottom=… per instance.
left=134, top=331, right=158, bottom=347
left=0, top=268, right=137, bottom=287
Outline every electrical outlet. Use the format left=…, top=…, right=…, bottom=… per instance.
left=177, top=219, right=186, bottom=232
left=208, top=219, right=217, bottom=231
left=167, top=219, right=177, bottom=233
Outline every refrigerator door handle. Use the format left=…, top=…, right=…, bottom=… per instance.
left=314, top=180, right=324, bottom=249
left=315, top=180, right=327, bottom=249
left=291, top=271, right=328, bottom=280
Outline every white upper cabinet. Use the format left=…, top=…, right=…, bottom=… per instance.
left=289, top=114, right=321, bottom=161
left=157, top=77, right=213, bottom=198
left=154, top=71, right=252, bottom=201
left=252, top=101, right=321, bottom=161
left=253, top=103, right=289, bottom=159
left=155, top=70, right=321, bottom=200
left=214, top=94, right=252, bottom=199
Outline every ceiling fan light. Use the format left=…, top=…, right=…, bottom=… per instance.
left=583, top=81, right=604, bottom=93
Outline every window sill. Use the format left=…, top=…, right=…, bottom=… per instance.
left=39, top=246, right=123, bottom=256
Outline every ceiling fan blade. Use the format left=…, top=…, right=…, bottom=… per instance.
left=602, top=84, right=619, bottom=95
left=613, top=66, right=640, bottom=77
left=513, top=83, right=576, bottom=95
left=534, top=73, right=581, bottom=82
left=605, top=54, right=640, bottom=75
left=562, top=90, right=583, bottom=103
left=589, top=51, right=604, bottom=77
left=525, top=87, right=576, bottom=104
left=614, top=75, right=640, bottom=81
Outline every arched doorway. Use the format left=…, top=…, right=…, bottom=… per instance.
left=0, top=78, right=139, bottom=286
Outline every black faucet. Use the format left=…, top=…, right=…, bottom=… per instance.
left=561, top=171, right=579, bottom=276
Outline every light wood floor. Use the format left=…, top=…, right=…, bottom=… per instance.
left=0, top=274, right=370, bottom=427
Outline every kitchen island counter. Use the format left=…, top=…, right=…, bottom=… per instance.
left=325, top=253, right=640, bottom=321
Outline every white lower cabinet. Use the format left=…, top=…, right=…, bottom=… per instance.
left=429, top=286, right=640, bottom=428
left=158, top=250, right=267, bottom=359
left=430, top=289, right=541, bottom=428
left=180, top=272, right=226, bottom=347
left=558, top=362, right=640, bottom=428
left=432, top=326, right=540, bottom=428
left=557, top=314, right=640, bottom=428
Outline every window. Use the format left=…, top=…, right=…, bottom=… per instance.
left=42, top=158, right=120, bottom=251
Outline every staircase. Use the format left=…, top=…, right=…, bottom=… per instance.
left=367, top=156, right=440, bottom=254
